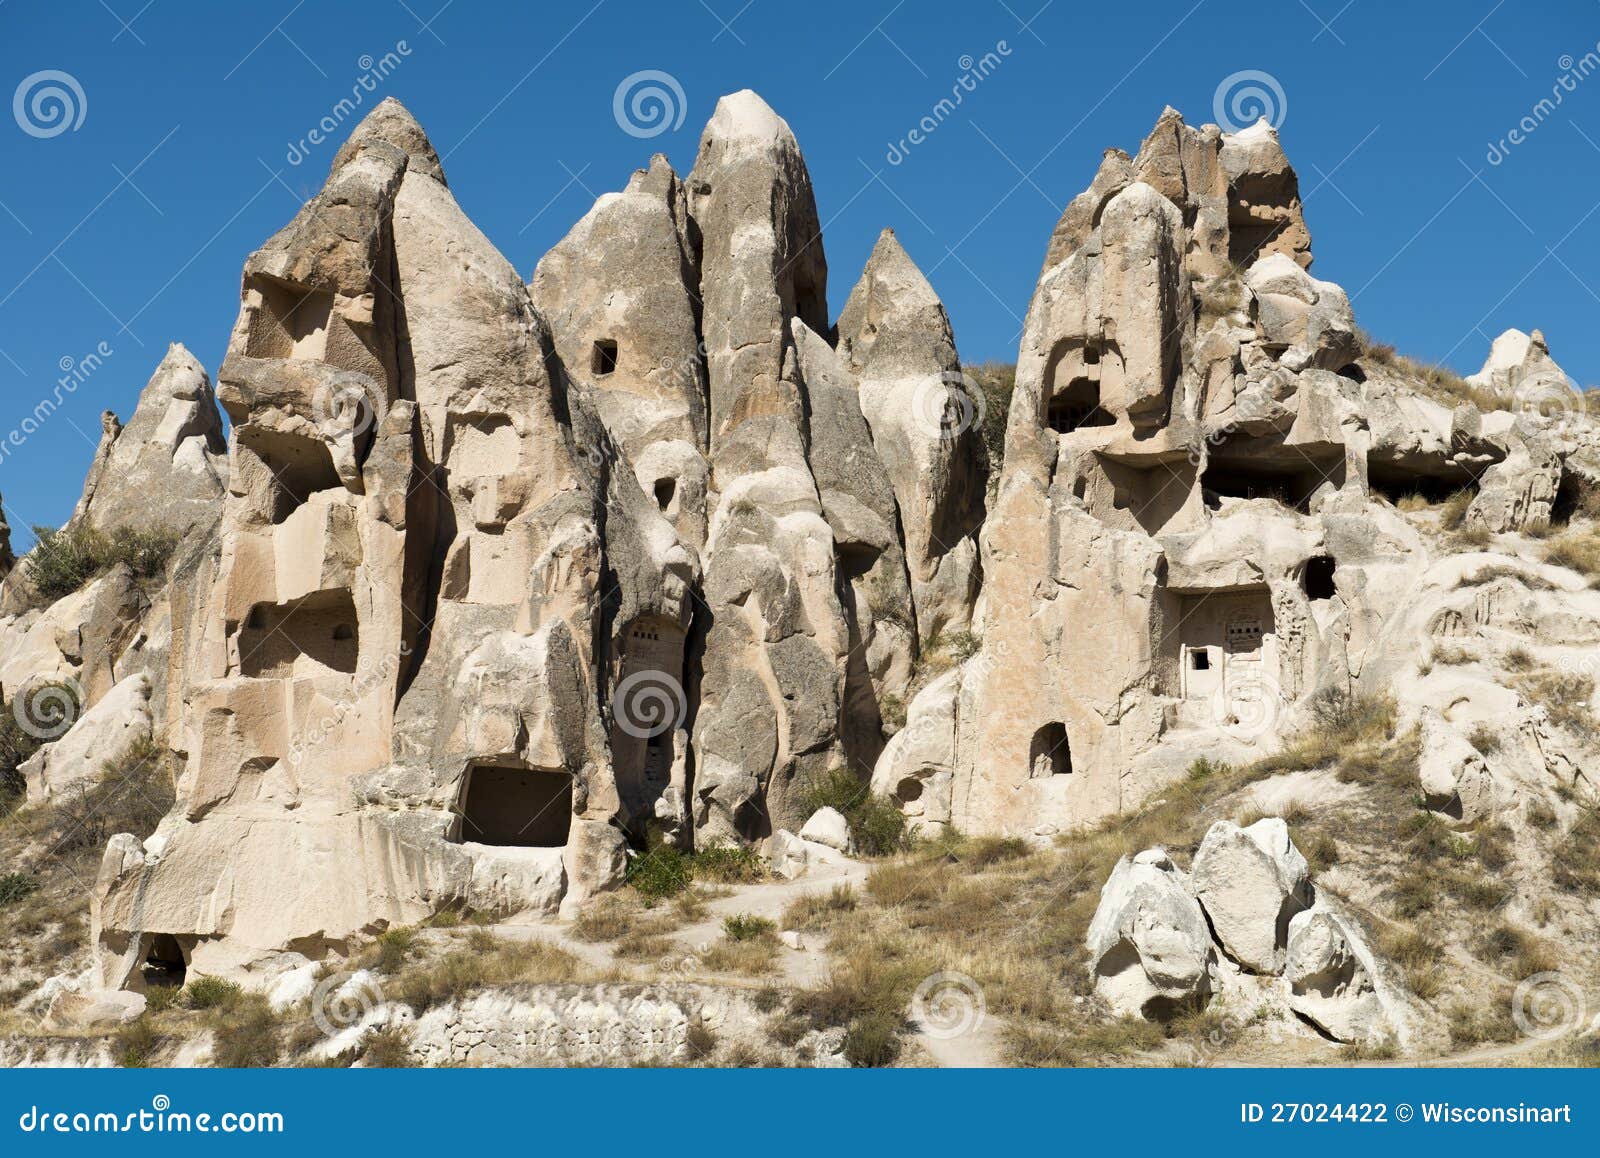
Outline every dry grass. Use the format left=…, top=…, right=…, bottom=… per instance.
left=1376, top=923, right=1446, bottom=1001
left=1543, top=529, right=1600, bottom=577
left=1553, top=806, right=1600, bottom=895
left=1356, top=332, right=1503, bottom=412
left=1513, top=669, right=1598, bottom=739
left=390, top=936, right=588, bottom=1012
left=782, top=884, right=858, bottom=931
left=1439, top=489, right=1475, bottom=531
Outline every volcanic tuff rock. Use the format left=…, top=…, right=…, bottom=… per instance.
left=70, top=343, right=228, bottom=537
left=0, top=91, right=1593, bottom=1010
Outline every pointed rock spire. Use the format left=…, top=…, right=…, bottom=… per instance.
left=71, top=343, right=226, bottom=536
left=332, top=96, right=447, bottom=186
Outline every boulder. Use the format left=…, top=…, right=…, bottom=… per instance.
left=43, top=988, right=146, bottom=1030
left=1191, top=817, right=1312, bottom=974
left=799, top=806, right=854, bottom=853
left=1086, top=847, right=1216, bottom=1018
left=21, top=672, right=154, bottom=804
left=1416, top=709, right=1497, bottom=821
left=1285, top=903, right=1405, bottom=1046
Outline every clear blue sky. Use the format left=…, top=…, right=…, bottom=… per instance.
left=2, top=0, right=1597, bottom=546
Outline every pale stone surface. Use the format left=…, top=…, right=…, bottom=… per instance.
left=1285, top=903, right=1408, bottom=1046
left=799, top=806, right=854, bottom=853
left=1086, top=848, right=1216, bottom=1017
left=0, top=89, right=1566, bottom=1019
left=21, top=672, right=153, bottom=804
left=1416, top=709, right=1498, bottom=822
left=1191, top=818, right=1312, bottom=974
left=72, top=344, right=227, bottom=537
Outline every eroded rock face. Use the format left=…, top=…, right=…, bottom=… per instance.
left=1285, top=903, right=1410, bottom=1046
left=85, top=90, right=964, bottom=977
left=21, top=672, right=152, bottom=803
left=683, top=91, right=860, bottom=842
left=837, top=229, right=984, bottom=639
left=1416, top=709, right=1498, bottom=822
left=72, top=344, right=227, bottom=537
left=38, top=89, right=1594, bottom=998
left=91, top=98, right=629, bottom=981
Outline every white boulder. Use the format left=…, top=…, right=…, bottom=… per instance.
left=1191, top=817, right=1312, bottom=974
left=799, top=806, right=854, bottom=853
left=1086, top=847, right=1216, bottom=1018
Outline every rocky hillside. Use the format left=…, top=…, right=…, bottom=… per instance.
left=0, top=94, right=1596, bottom=1067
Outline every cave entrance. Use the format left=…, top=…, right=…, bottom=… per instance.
left=591, top=339, right=618, bottom=376
left=1201, top=435, right=1344, bottom=514
left=237, top=588, right=359, bottom=679
left=1302, top=555, right=1336, bottom=601
left=1047, top=378, right=1115, bottom=433
left=142, top=934, right=187, bottom=989
left=454, top=762, right=572, bottom=847
left=1367, top=460, right=1478, bottom=506
left=1029, top=722, right=1072, bottom=778
left=610, top=616, right=688, bottom=833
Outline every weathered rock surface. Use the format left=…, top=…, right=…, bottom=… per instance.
left=1191, top=817, right=1312, bottom=974
left=21, top=672, right=153, bottom=803
left=1285, top=902, right=1412, bottom=1046
left=1086, top=848, right=1216, bottom=1017
left=1416, top=709, right=1498, bottom=821
left=71, top=344, right=227, bottom=536
left=0, top=87, right=1575, bottom=1032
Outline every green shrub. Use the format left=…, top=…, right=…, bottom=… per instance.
left=372, top=927, right=416, bottom=974
left=722, top=913, right=776, bottom=942
left=802, top=768, right=906, bottom=856
left=184, top=976, right=243, bottom=1011
left=0, top=872, right=39, bottom=905
left=692, top=843, right=766, bottom=884
left=112, top=1018, right=162, bottom=1068
left=208, top=993, right=281, bottom=1067
left=27, top=524, right=177, bottom=602
left=626, top=844, right=694, bottom=900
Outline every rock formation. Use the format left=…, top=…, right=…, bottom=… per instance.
left=70, top=343, right=227, bottom=537
left=0, top=90, right=1589, bottom=1023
